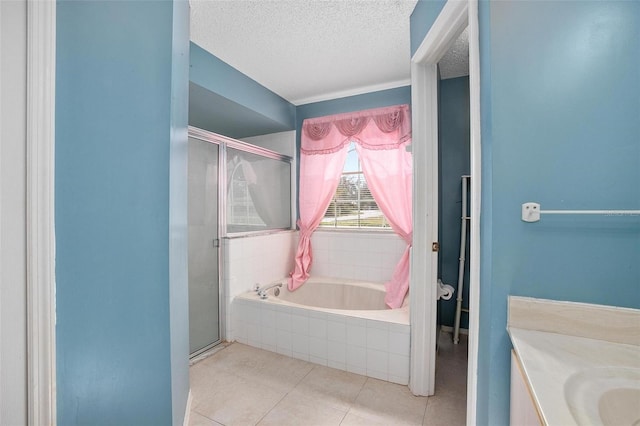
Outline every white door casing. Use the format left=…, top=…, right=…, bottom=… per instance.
left=466, top=1, right=481, bottom=424
left=26, top=0, right=57, bottom=424
left=410, top=0, right=468, bottom=398
left=410, top=2, right=481, bottom=425
left=0, top=0, right=56, bottom=423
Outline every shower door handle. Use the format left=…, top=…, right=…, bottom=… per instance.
left=213, top=238, right=220, bottom=248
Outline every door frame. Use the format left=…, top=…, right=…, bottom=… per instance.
left=410, top=0, right=481, bottom=424
left=25, top=0, right=57, bottom=423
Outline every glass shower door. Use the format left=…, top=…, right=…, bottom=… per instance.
left=188, top=137, right=220, bottom=355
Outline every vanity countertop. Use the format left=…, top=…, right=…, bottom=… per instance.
left=509, top=327, right=640, bottom=425
left=507, top=296, right=640, bottom=426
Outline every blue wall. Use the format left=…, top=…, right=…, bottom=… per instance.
left=413, top=0, right=640, bottom=424
left=410, top=0, right=447, bottom=56
left=478, top=1, right=640, bottom=423
left=296, top=87, right=411, bottom=122
left=190, top=42, right=296, bottom=138
left=438, top=76, right=470, bottom=328
left=56, top=1, right=189, bottom=424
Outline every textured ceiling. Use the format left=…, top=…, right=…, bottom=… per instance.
left=439, top=28, right=469, bottom=80
left=190, top=0, right=418, bottom=105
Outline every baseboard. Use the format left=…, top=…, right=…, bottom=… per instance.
left=183, top=390, right=192, bottom=426
left=440, top=325, right=469, bottom=335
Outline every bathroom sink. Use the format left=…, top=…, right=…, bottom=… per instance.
left=565, top=367, right=640, bottom=426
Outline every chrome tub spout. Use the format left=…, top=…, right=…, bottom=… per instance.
left=258, top=282, right=283, bottom=299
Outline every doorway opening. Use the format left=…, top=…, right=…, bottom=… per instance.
left=410, top=1, right=481, bottom=424
left=436, top=27, right=470, bottom=345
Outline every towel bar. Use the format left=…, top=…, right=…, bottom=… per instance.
left=521, top=202, right=640, bottom=222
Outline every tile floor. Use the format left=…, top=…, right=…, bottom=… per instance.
left=189, top=331, right=467, bottom=426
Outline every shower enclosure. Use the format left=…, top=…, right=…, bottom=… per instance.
left=188, top=127, right=293, bottom=357
left=188, top=135, right=220, bottom=355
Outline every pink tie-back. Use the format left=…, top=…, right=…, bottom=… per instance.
left=302, top=104, right=411, bottom=154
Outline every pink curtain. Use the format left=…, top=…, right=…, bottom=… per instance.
left=355, top=143, right=412, bottom=308
left=289, top=104, right=412, bottom=307
left=288, top=145, right=348, bottom=290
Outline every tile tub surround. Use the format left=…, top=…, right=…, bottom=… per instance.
left=223, top=231, right=297, bottom=340
left=507, top=296, right=640, bottom=425
left=311, top=231, right=406, bottom=283
left=232, top=295, right=411, bottom=385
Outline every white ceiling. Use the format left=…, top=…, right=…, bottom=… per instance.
left=190, top=0, right=418, bottom=105
left=439, top=28, right=469, bottom=81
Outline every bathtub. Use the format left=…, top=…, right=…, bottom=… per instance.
left=232, top=277, right=411, bottom=384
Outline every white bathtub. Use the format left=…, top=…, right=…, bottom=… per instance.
left=232, top=277, right=411, bottom=384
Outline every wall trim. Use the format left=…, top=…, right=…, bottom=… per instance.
left=440, top=325, right=469, bottom=335
left=412, top=1, right=468, bottom=64
left=26, top=0, right=56, bottom=424
left=410, top=0, right=468, bottom=397
left=466, top=1, right=481, bottom=424
left=292, top=78, right=411, bottom=106
left=182, top=390, right=192, bottom=426
left=409, top=58, right=439, bottom=396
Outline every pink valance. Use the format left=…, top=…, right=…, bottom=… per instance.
left=302, top=104, right=411, bottom=154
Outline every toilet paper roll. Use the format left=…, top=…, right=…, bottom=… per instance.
left=437, top=280, right=455, bottom=301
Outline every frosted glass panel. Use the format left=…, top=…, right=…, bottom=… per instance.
left=226, top=148, right=291, bottom=233
left=188, top=138, right=220, bottom=354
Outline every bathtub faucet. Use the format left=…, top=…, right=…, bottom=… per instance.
left=258, top=282, right=283, bottom=299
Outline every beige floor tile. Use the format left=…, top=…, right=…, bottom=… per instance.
left=189, top=334, right=468, bottom=426
left=340, top=412, right=390, bottom=426
left=433, top=332, right=468, bottom=399
left=422, top=331, right=468, bottom=425
left=189, top=412, right=223, bottom=426
left=437, top=333, right=468, bottom=363
left=349, top=378, right=428, bottom=425
left=423, top=394, right=467, bottom=426
left=246, top=349, right=315, bottom=392
left=196, top=342, right=274, bottom=373
left=257, top=392, right=347, bottom=426
left=289, top=365, right=367, bottom=411
left=202, top=343, right=313, bottom=392
left=193, top=371, right=286, bottom=426
left=434, top=366, right=467, bottom=398
left=190, top=368, right=239, bottom=408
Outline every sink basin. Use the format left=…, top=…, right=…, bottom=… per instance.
left=599, top=387, right=640, bottom=426
left=565, top=367, right=640, bottom=426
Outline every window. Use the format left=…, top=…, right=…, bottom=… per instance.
left=320, top=142, right=390, bottom=229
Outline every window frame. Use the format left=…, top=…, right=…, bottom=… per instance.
left=188, top=126, right=295, bottom=239
left=225, top=144, right=294, bottom=236
left=318, top=142, right=393, bottom=232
